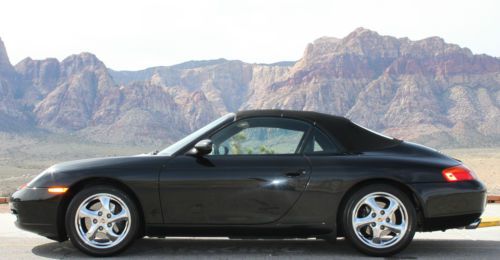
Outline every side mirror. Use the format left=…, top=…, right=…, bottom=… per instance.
left=186, top=139, right=213, bottom=156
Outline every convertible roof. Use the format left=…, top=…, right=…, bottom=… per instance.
left=236, top=109, right=401, bottom=152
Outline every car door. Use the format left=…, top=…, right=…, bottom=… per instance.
left=159, top=117, right=312, bottom=224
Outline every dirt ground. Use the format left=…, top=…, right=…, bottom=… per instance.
left=0, top=133, right=154, bottom=196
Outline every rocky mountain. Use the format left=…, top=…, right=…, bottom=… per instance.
left=0, top=28, right=499, bottom=147
left=244, top=29, right=500, bottom=147
left=0, top=38, right=34, bottom=132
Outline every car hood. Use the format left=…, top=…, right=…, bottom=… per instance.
left=48, top=154, right=167, bottom=173
left=27, top=155, right=170, bottom=188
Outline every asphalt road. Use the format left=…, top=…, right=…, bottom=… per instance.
left=1, top=204, right=499, bottom=259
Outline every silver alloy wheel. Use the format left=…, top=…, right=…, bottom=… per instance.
left=74, top=193, right=131, bottom=249
left=351, top=192, right=408, bottom=249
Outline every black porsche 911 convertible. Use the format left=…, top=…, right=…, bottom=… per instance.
left=10, top=110, right=486, bottom=257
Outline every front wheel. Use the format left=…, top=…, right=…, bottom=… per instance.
left=342, top=184, right=417, bottom=257
left=66, top=185, right=139, bottom=256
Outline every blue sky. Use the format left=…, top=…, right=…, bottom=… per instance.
left=0, top=0, right=498, bottom=70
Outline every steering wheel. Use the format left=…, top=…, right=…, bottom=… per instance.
left=219, top=145, right=229, bottom=155
left=213, top=144, right=229, bottom=155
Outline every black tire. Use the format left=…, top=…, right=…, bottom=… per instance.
left=341, top=184, right=417, bottom=257
left=65, top=185, right=139, bottom=256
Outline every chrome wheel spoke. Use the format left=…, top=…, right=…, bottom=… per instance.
left=385, top=222, right=403, bottom=234
left=86, top=224, right=99, bottom=240
left=371, top=226, right=383, bottom=244
left=109, top=210, right=128, bottom=223
left=98, top=196, right=111, bottom=212
left=354, top=215, right=374, bottom=229
left=385, top=197, right=399, bottom=216
left=79, top=207, right=99, bottom=219
left=364, top=197, right=382, bottom=212
left=105, top=225, right=120, bottom=241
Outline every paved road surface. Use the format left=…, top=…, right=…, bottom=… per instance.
left=1, top=204, right=499, bottom=259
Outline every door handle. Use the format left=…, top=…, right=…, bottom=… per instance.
left=285, top=169, right=307, bottom=177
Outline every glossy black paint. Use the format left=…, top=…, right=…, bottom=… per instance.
left=159, top=155, right=311, bottom=224
left=10, top=110, right=487, bottom=241
left=10, top=188, right=62, bottom=239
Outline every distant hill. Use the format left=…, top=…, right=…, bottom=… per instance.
left=1, top=28, right=499, bottom=148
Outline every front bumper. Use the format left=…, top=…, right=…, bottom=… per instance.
left=411, top=180, right=487, bottom=231
left=10, top=188, right=65, bottom=240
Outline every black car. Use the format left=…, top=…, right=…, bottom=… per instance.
left=10, top=110, right=486, bottom=257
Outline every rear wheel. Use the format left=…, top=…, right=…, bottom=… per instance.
left=66, top=185, right=139, bottom=256
left=342, top=184, right=416, bottom=256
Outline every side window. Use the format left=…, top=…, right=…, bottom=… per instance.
left=304, top=128, right=340, bottom=155
left=210, top=117, right=310, bottom=155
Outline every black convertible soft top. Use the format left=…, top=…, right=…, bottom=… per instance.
left=236, top=110, right=401, bottom=153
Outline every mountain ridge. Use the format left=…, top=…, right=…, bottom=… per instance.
left=0, top=28, right=499, bottom=148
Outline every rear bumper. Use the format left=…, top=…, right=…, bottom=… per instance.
left=410, top=180, right=487, bottom=231
left=10, top=188, right=65, bottom=240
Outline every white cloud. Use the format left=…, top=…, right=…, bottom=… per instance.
left=0, top=0, right=498, bottom=70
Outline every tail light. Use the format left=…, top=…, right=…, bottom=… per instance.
left=442, top=165, right=476, bottom=182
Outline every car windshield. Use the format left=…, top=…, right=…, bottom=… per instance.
left=157, top=113, right=235, bottom=156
